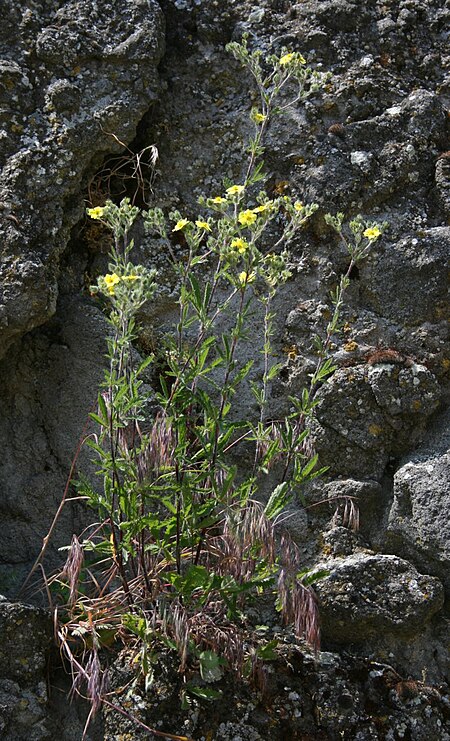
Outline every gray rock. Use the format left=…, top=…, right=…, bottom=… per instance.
left=386, top=407, right=450, bottom=595
left=0, top=679, right=49, bottom=741
left=323, top=478, right=383, bottom=538
left=435, top=153, right=450, bottom=217
left=102, top=638, right=450, bottom=740
left=362, top=228, right=450, bottom=326
left=0, top=599, right=50, bottom=683
left=0, top=0, right=165, bottom=358
left=310, top=364, right=440, bottom=479
left=0, top=0, right=449, bottom=729
left=313, top=552, right=444, bottom=644
left=0, top=599, right=51, bottom=740
left=0, top=296, right=108, bottom=588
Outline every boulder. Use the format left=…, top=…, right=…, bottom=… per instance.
left=311, top=363, right=440, bottom=479
left=313, top=552, right=444, bottom=643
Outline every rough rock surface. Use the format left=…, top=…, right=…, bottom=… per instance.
left=0, top=0, right=164, bottom=587
left=313, top=552, right=444, bottom=643
left=0, top=296, right=109, bottom=590
left=386, top=407, right=450, bottom=595
left=0, top=597, right=52, bottom=741
left=0, top=0, right=165, bottom=358
left=311, top=362, right=441, bottom=478
left=102, top=644, right=450, bottom=741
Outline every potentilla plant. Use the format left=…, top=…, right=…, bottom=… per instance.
left=52, top=38, right=384, bottom=728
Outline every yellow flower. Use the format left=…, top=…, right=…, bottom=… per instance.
left=211, top=196, right=227, bottom=204
left=363, top=226, right=382, bottom=240
left=253, top=111, right=267, bottom=123
left=103, top=273, right=121, bottom=294
left=231, top=238, right=249, bottom=254
left=195, top=220, right=211, bottom=231
left=87, top=206, right=104, bottom=220
left=226, top=185, right=245, bottom=197
left=279, top=52, right=306, bottom=66
left=252, top=201, right=273, bottom=213
left=172, top=218, right=190, bottom=231
left=238, top=210, right=257, bottom=227
left=294, top=201, right=303, bottom=211
left=238, top=271, right=256, bottom=286
left=279, top=53, right=295, bottom=66
left=121, top=274, right=139, bottom=282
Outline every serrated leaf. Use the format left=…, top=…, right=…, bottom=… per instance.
left=264, top=482, right=291, bottom=520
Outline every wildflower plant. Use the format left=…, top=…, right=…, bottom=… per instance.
left=52, top=39, right=384, bottom=725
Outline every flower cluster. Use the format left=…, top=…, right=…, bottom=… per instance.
left=87, top=198, right=139, bottom=238
left=98, top=271, right=140, bottom=296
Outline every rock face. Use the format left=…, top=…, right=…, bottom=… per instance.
left=0, top=296, right=109, bottom=590
left=311, top=362, right=441, bottom=478
left=0, top=0, right=165, bottom=358
left=0, top=598, right=52, bottom=741
left=0, top=0, right=449, bottom=738
left=386, top=407, right=450, bottom=595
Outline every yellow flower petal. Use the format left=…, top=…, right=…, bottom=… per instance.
left=103, top=273, right=121, bottom=295
left=195, top=220, right=211, bottom=231
left=238, top=271, right=256, bottom=286
left=238, top=210, right=257, bottom=227
left=253, top=111, right=267, bottom=123
left=279, top=53, right=295, bottom=66
left=226, top=185, right=245, bottom=197
left=252, top=201, right=273, bottom=213
left=231, top=238, right=249, bottom=254
left=172, top=218, right=190, bottom=232
left=363, top=226, right=382, bottom=240
left=87, top=206, right=104, bottom=220
left=279, top=52, right=306, bottom=66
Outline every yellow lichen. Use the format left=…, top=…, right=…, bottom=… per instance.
left=368, top=424, right=383, bottom=436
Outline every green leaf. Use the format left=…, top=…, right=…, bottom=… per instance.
left=187, top=685, right=222, bottom=701
left=84, top=438, right=107, bottom=458
left=233, top=359, right=254, bottom=385
left=298, top=568, right=329, bottom=586
left=97, top=393, right=109, bottom=423
left=267, top=361, right=284, bottom=381
left=168, top=564, right=212, bottom=598
left=256, top=639, right=279, bottom=660
left=89, top=412, right=109, bottom=428
left=199, top=650, right=226, bottom=682
left=264, top=482, right=291, bottom=520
